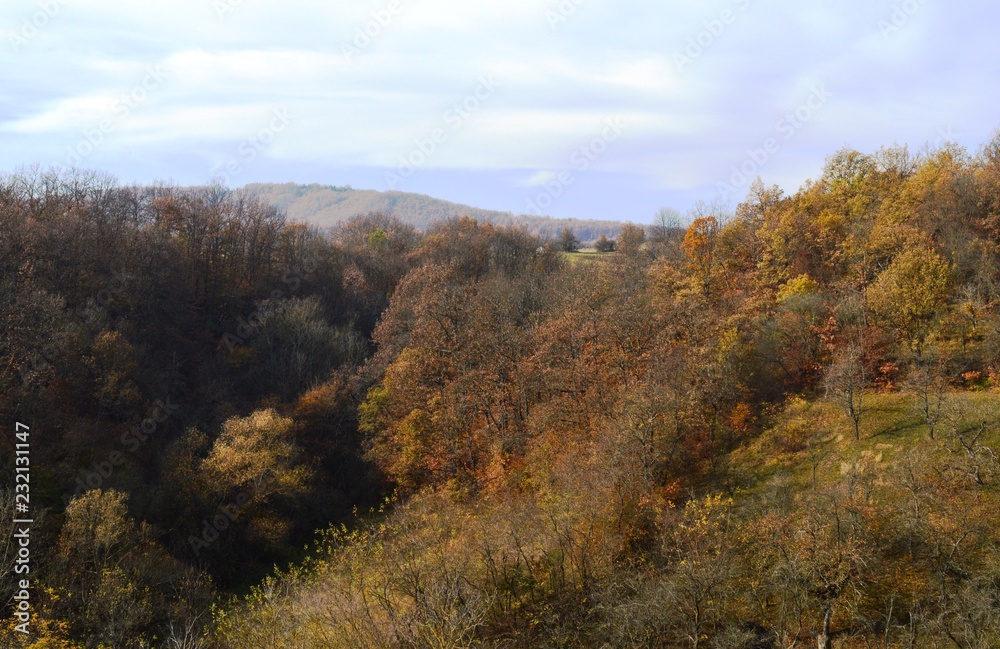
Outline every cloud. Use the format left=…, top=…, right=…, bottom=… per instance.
left=517, top=170, right=559, bottom=187
left=0, top=0, right=995, bottom=219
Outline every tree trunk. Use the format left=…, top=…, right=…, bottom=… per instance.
left=817, top=607, right=832, bottom=649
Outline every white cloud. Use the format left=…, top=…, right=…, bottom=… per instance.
left=517, top=170, right=558, bottom=187
left=0, top=0, right=995, bottom=219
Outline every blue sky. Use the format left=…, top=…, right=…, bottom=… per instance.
left=1, top=0, right=996, bottom=223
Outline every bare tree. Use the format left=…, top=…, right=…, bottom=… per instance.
left=651, top=207, right=682, bottom=243
left=824, top=344, right=866, bottom=440
left=166, top=612, right=209, bottom=649
left=904, top=350, right=950, bottom=439
left=942, top=401, right=999, bottom=487
left=687, top=198, right=733, bottom=228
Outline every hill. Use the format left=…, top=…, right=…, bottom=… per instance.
left=246, top=182, right=627, bottom=242
left=9, top=136, right=1000, bottom=648
left=214, top=390, right=1000, bottom=648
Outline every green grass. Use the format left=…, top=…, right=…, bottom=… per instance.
left=561, top=248, right=617, bottom=265
left=733, top=390, right=1000, bottom=496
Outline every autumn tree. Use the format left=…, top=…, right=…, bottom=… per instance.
left=246, top=296, right=365, bottom=400
left=201, top=409, right=313, bottom=506
left=595, top=234, right=616, bottom=252
left=417, top=216, right=544, bottom=280
left=616, top=223, right=646, bottom=257
left=753, top=274, right=827, bottom=392
left=54, top=490, right=213, bottom=647
left=867, top=246, right=953, bottom=353
left=335, top=211, right=419, bottom=333
left=785, top=489, right=871, bottom=649
left=681, top=216, right=719, bottom=293
left=660, top=495, right=737, bottom=649
left=180, top=408, right=316, bottom=581
left=558, top=226, right=580, bottom=252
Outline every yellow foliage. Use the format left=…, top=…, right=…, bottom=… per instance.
left=867, top=246, right=952, bottom=349
left=776, top=273, right=818, bottom=303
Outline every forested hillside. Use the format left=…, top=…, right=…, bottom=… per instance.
left=5, top=134, right=1000, bottom=648
left=246, top=182, right=626, bottom=242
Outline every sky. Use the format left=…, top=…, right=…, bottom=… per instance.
left=0, top=0, right=996, bottom=223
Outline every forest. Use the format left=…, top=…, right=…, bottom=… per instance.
left=4, top=133, right=1000, bottom=648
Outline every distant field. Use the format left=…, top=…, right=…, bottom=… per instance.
left=562, top=248, right=617, bottom=265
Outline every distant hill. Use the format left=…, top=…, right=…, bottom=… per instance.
left=246, top=182, right=626, bottom=243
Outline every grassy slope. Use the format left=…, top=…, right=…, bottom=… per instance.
left=734, top=391, right=1000, bottom=495
left=214, top=390, right=1000, bottom=647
